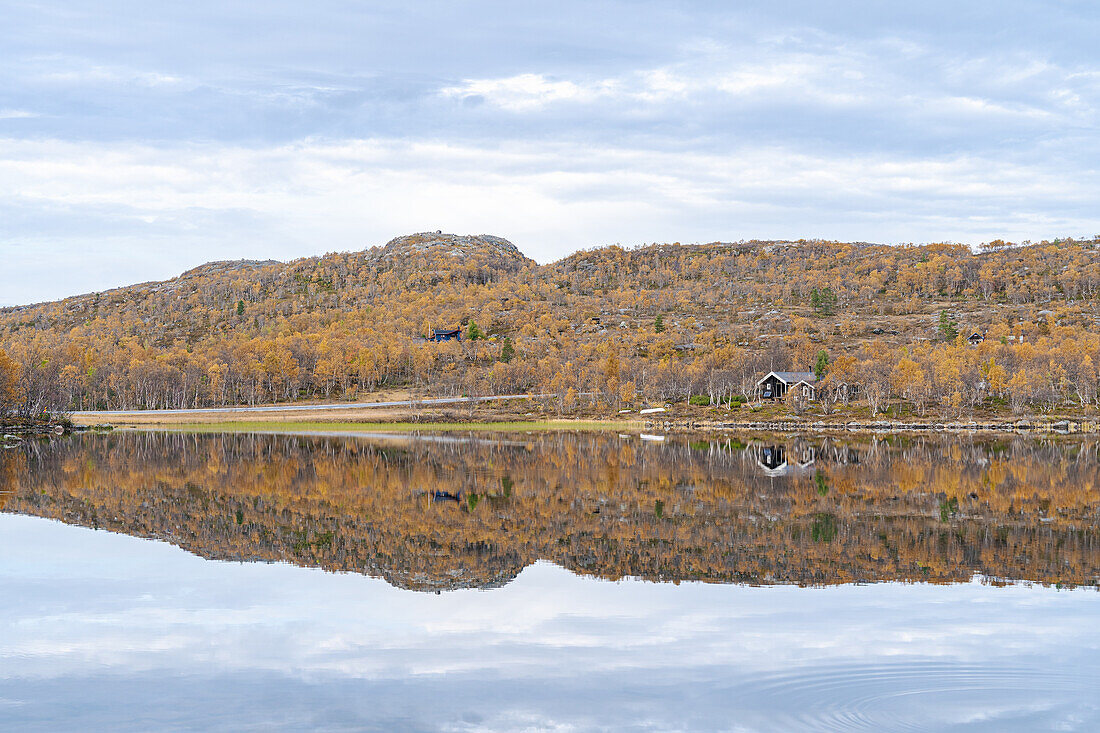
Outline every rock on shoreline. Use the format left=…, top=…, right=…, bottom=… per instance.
left=1, top=422, right=71, bottom=446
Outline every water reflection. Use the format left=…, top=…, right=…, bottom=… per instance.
left=2, top=432, right=1100, bottom=731
left=2, top=431, right=1099, bottom=590
left=2, top=513, right=1096, bottom=731
left=754, top=443, right=817, bottom=475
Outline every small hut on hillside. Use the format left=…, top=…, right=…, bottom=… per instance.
left=757, top=371, right=817, bottom=401
left=431, top=328, right=462, bottom=342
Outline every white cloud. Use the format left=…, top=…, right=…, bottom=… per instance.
left=2, top=136, right=1095, bottom=239
left=441, top=59, right=851, bottom=110
left=441, top=73, right=611, bottom=111
left=2, top=134, right=1099, bottom=303
left=44, top=68, right=180, bottom=88
left=439, top=43, right=1097, bottom=130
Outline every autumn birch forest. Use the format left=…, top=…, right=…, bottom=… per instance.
left=3, top=231, right=1100, bottom=419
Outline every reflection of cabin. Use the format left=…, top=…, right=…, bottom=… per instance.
left=966, top=332, right=985, bottom=346
left=757, top=371, right=817, bottom=401
left=431, top=328, right=462, bottom=343
left=754, top=444, right=816, bottom=477
left=758, top=445, right=786, bottom=474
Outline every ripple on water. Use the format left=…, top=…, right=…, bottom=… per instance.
left=724, top=661, right=1081, bottom=732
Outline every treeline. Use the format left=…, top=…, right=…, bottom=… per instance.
left=0, top=346, right=65, bottom=419
left=4, top=233, right=1100, bottom=416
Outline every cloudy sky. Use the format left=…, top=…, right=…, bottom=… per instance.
left=3, top=1, right=1100, bottom=304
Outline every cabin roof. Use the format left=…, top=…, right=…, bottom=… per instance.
left=758, top=371, right=816, bottom=385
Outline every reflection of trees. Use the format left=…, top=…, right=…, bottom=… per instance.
left=0, top=449, right=25, bottom=508
left=5, top=432, right=1100, bottom=591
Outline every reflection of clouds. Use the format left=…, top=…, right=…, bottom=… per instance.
left=1, top=515, right=1097, bottom=730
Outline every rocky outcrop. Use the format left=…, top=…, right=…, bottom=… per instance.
left=367, top=232, right=534, bottom=271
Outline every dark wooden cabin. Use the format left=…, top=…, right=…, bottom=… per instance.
left=431, top=328, right=462, bottom=343
left=757, top=371, right=817, bottom=401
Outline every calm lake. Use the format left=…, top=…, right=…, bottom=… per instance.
left=1, top=430, right=1098, bottom=731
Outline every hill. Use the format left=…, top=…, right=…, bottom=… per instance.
left=2, top=233, right=1100, bottom=419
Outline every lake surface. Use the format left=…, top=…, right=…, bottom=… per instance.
left=1, top=430, right=1098, bottom=731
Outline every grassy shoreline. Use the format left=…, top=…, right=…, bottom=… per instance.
left=88, top=418, right=1100, bottom=438
left=139, top=419, right=642, bottom=433
left=66, top=394, right=1100, bottom=435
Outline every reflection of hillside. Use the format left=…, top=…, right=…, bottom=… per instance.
left=4, top=432, right=1099, bottom=590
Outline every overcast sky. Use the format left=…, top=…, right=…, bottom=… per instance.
left=3, top=1, right=1100, bottom=304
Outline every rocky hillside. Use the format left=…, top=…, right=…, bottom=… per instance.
left=4, top=233, right=1100, bottom=418
left=179, top=259, right=282, bottom=280
left=363, top=231, right=535, bottom=287
left=368, top=232, right=532, bottom=268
